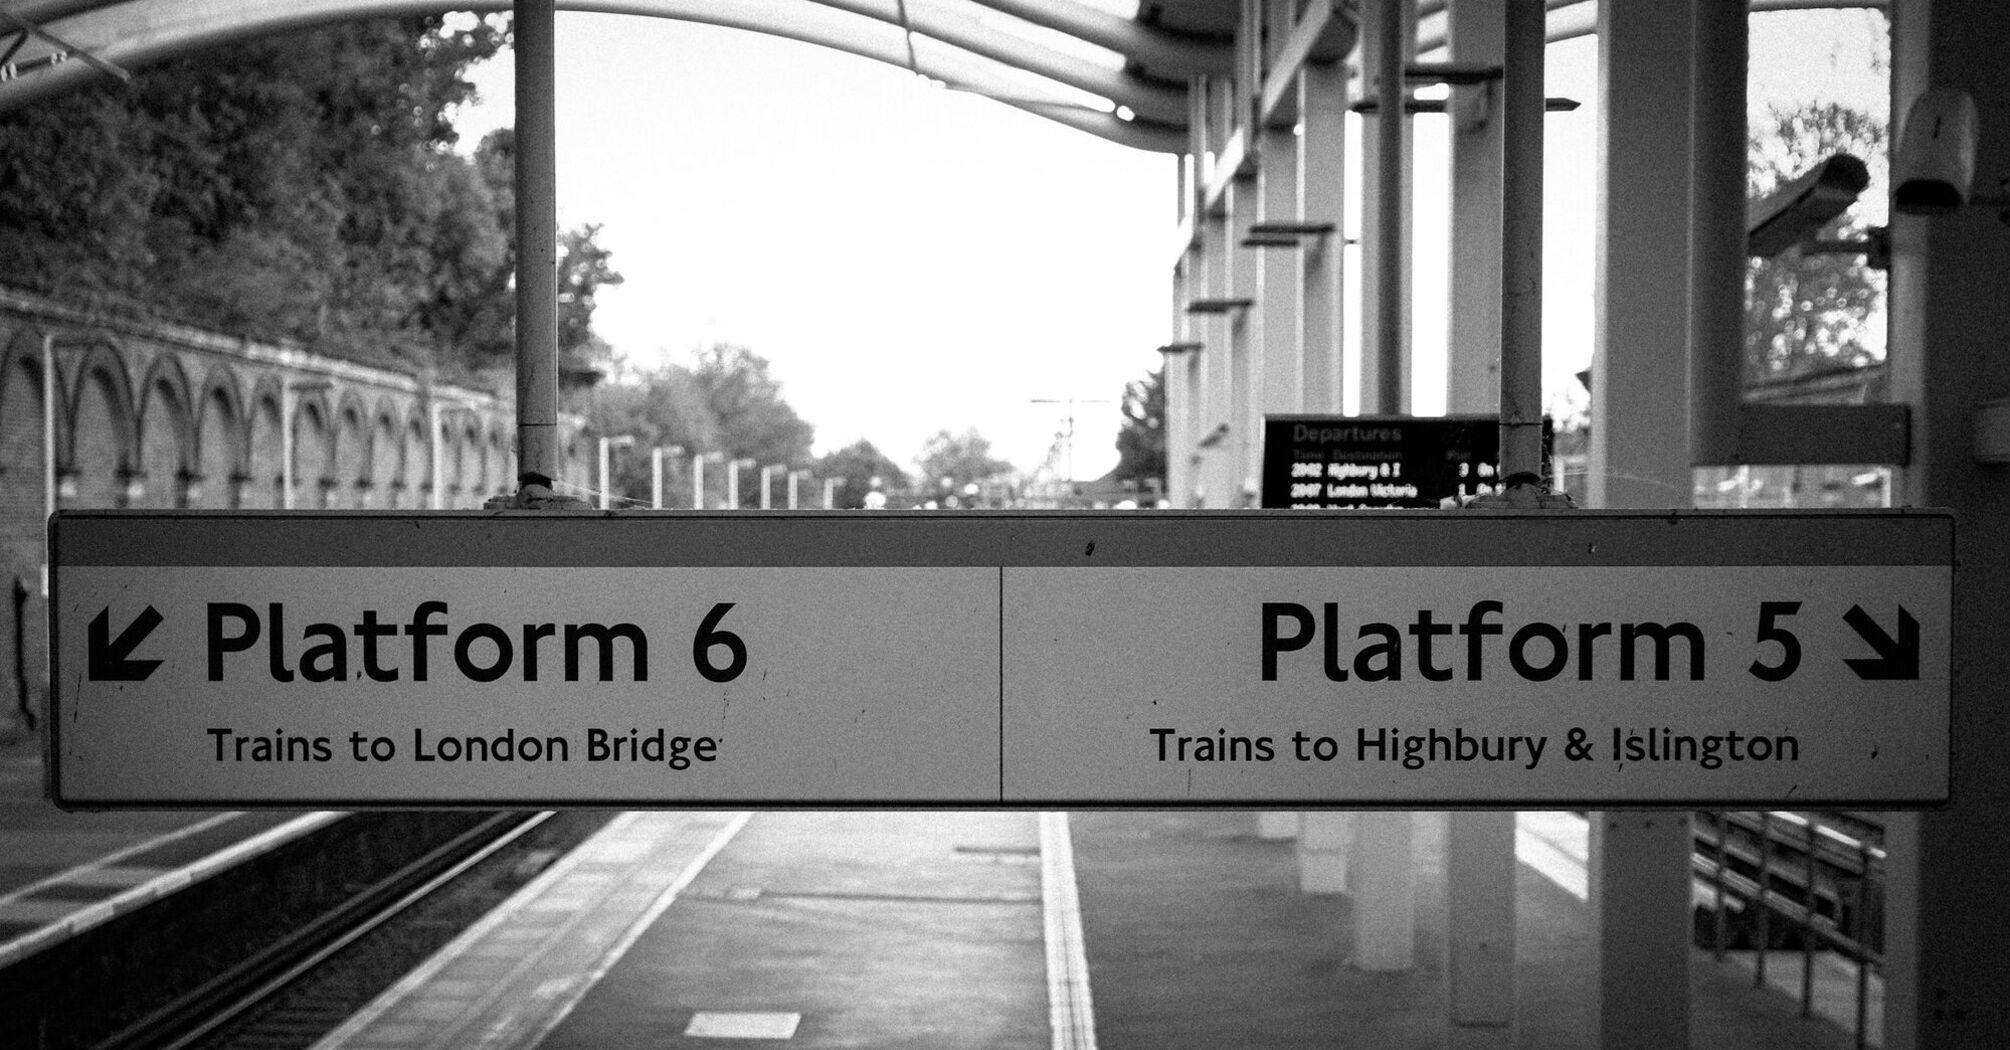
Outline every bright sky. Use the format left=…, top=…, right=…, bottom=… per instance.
left=450, top=8, right=1888, bottom=480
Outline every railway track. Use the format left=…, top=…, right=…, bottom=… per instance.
left=6, top=810, right=616, bottom=1050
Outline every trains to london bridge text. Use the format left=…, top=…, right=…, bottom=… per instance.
left=204, top=600, right=749, bottom=684
left=205, top=726, right=720, bottom=769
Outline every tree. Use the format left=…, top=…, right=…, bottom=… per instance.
left=915, top=429, right=1015, bottom=501
left=585, top=362, right=721, bottom=505
left=0, top=14, right=624, bottom=378
left=1745, top=101, right=1887, bottom=383
left=813, top=440, right=911, bottom=509
left=692, top=344, right=816, bottom=474
left=1112, top=366, right=1165, bottom=489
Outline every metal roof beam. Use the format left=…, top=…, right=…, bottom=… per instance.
left=808, top=0, right=1188, bottom=123
left=963, top=0, right=1234, bottom=77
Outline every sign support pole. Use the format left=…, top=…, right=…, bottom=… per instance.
left=1498, top=0, right=1544, bottom=485
left=497, top=0, right=580, bottom=509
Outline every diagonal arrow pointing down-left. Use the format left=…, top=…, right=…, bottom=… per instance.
left=89, top=606, right=164, bottom=682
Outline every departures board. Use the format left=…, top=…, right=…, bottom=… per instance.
left=1260, top=415, right=1551, bottom=510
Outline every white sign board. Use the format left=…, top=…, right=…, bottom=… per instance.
left=50, top=510, right=1951, bottom=807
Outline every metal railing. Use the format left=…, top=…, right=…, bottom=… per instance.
left=1693, top=810, right=1884, bottom=1048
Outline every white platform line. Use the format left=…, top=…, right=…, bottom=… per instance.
left=515, top=810, right=753, bottom=1048
left=311, top=811, right=749, bottom=1050
left=1039, top=811, right=1097, bottom=1050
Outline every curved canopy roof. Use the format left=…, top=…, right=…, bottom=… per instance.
left=0, top=0, right=1248, bottom=151
left=0, top=0, right=1878, bottom=150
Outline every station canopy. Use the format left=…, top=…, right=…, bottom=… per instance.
left=0, top=0, right=1264, bottom=151
left=0, top=1, right=1877, bottom=149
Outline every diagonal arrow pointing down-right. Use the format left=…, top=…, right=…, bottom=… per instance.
left=1843, top=604, right=1919, bottom=681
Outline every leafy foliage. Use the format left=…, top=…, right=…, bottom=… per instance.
left=915, top=428, right=1015, bottom=497
left=583, top=345, right=818, bottom=507
left=1745, top=101, right=1887, bottom=383
left=813, top=440, right=911, bottom=509
left=1112, top=366, right=1165, bottom=487
left=692, top=345, right=816, bottom=472
left=0, top=15, right=619, bottom=377
left=586, top=362, right=719, bottom=505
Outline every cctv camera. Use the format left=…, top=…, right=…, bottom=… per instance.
left=1747, top=153, right=1870, bottom=258
left=1894, top=87, right=1978, bottom=214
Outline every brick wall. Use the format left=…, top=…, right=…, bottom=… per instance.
left=0, top=286, right=595, bottom=732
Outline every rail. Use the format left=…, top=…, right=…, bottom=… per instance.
left=93, top=810, right=552, bottom=1050
left=1693, top=810, right=1884, bottom=1049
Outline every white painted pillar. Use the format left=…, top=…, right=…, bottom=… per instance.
left=1589, top=3, right=1699, bottom=1048
left=1298, top=811, right=1353, bottom=893
left=1884, top=1, right=2010, bottom=1046
left=1350, top=810, right=1416, bottom=970
left=1256, top=811, right=1299, bottom=840
left=1345, top=0, right=1419, bottom=975
left=1442, top=7, right=1518, bottom=1041
left=1589, top=812, right=1694, bottom=1050
left=1284, top=53, right=1335, bottom=845
left=1299, top=61, right=1349, bottom=413
left=1447, top=810, right=1515, bottom=1049
left=1258, top=131, right=1303, bottom=427
left=1591, top=0, right=1695, bottom=511
left=1447, top=0, right=1505, bottom=415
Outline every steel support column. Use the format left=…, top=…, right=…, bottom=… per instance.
left=1299, top=61, right=1348, bottom=413
left=1361, top=0, right=1417, bottom=415
left=1497, top=0, right=1544, bottom=482
left=1688, top=0, right=1745, bottom=468
left=1202, top=202, right=1235, bottom=507
left=1164, top=261, right=1196, bottom=510
left=1227, top=177, right=1261, bottom=504
left=514, top=0, right=562, bottom=492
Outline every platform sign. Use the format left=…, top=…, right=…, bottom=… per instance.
left=1261, top=414, right=1552, bottom=509
left=50, top=510, right=1951, bottom=808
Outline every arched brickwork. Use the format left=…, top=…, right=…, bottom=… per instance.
left=403, top=409, right=429, bottom=507
left=489, top=422, right=513, bottom=496
left=370, top=400, right=402, bottom=509
left=0, top=292, right=531, bottom=730
left=243, top=382, right=284, bottom=510
left=333, top=392, right=367, bottom=509
left=290, top=392, right=331, bottom=509
left=194, top=367, right=245, bottom=509
left=135, top=354, right=194, bottom=509
left=65, top=340, right=136, bottom=509
left=460, top=418, right=484, bottom=508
